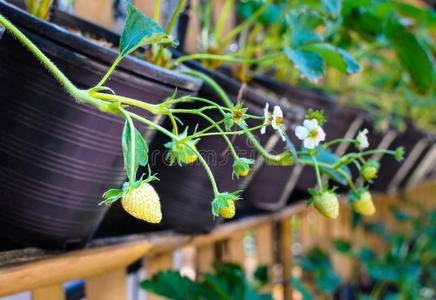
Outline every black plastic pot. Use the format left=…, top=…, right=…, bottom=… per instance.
left=0, top=1, right=201, bottom=249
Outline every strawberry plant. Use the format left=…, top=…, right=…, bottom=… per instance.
left=0, top=1, right=403, bottom=223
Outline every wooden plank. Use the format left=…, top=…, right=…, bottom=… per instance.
left=279, top=217, right=293, bottom=300
left=146, top=252, right=174, bottom=300
left=184, top=0, right=201, bottom=53
left=86, top=269, right=127, bottom=300
left=0, top=243, right=150, bottom=297
left=74, top=0, right=114, bottom=29
left=224, top=230, right=245, bottom=264
left=196, top=243, right=215, bottom=275
left=256, top=224, right=274, bottom=293
left=32, top=284, right=65, bottom=300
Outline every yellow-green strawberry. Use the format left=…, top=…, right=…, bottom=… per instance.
left=219, top=199, right=236, bottom=219
left=314, top=192, right=339, bottom=219
left=361, top=161, right=378, bottom=181
left=121, top=182, right=162, bottom=223
left=352, top=191, right=375, bottom=216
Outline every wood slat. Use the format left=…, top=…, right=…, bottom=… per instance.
left=224, top=230, right=246, bottom=263
left=196, top=243, right=215, bottom=275
left=146, top=252, right=174, bottom=300
left=32, top=284, right=65, bottom=300
left=279, top=217, right=293, bottom=300
left=86, top=269, right=127, bottom=300
left=74, top=0, right=113, bottom=29
left=0, top=243, right=150, bottom=297
left=256, top=224, right=274, bottom=293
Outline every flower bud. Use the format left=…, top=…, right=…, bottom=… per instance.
left=361, top=161, right=379, bottom=181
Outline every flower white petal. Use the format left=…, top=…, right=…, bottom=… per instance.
left=273, top=106, right=283, bottom=119
left=264, top=103, right=269, bottom=119
left=260, top=126, right=266, bottom=135
left=295, top=126, right=309, bottom=140
left=278, top=129, right=286, bottom=141
left=356, top=128, right=369, bottom=149
left=303, top=118, right=318, bottom=130
left=304, top=138, right=316, bottom=149
left=316, top=126, right=326, bottom=143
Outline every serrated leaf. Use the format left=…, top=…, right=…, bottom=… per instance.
left=120, top=3, right=178, bottom=57
left=122, top=121, right=149, bottom=180
left=385, top=14, right=434, bottom=93
left=236, top=1, right=281, bottom=24
left=285, top=47, right=325, bottom=81
left=288, top=11, right=324, bottom=48
left=301, top=43, right=360, bottom=74
left=322, top=0, right=342, bottom=18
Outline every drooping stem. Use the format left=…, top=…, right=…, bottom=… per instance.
left=188, top=143, right=219, bottom=195
left=169, top=114, right=179, bottom=135
left=312, top=138, right=356, bottom=156
left=153, top=0, right=186, bottom=65
left=97, top=55, right=123, bottom=87
left=0, top=14, right=109, bottom=111
left=311, top=154, right=323, bottom=190
left=92, top=92, right=159, bottom=113
left=168, top=52, right=282, bottom=69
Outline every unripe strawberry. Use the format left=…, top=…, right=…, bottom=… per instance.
left=219, top=199, right=236, bottom=219
left=184, top=152, right=198, bottom=164
left=121, top=182, right=162, bottom=223
left=352, top=191, right=375, bottom=216
left=238, top=168, right=249, bottom=176
left=361, top=161, right=378, bottom=181
left=314, top=192, right=339, bottom=219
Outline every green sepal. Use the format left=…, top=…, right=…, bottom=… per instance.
left=212, top=191, right=242, bottom=216
left=164, top=128, right=200, bottom=166
left=232, top=157, right=254, bottom=179
left=395, top=146, right=405, bottom=161
left=100, top=188, right=124, bottom=205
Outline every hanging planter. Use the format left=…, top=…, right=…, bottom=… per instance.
left=0, top=1, right=202, bottom=249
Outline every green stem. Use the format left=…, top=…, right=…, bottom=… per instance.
left=168, top=52, right=282, bottom=69
left=92, top=92, right=159, bottom=113
left=219, top=0, right=272, bottom=50
left=35, top=0, right=53, bottom=20
left=213, top=0, right=235, bottom=45
left=179, top=70, right=295, bottom=166
left=0, top=14, right=110, bottom=111
left=26, top=0, right=38, bottom=14
left=120, top=108, right=136, bottom=185
left=312, top=138, right=356, bottom=156
left=311, top=154, right=323, bottom=190
left=188, top=144, right=219, bottom=195
left=128, top=112, right=179, bottom=141
left=97, top=55, right=123, bottom=87
left=154, top=0, right=186, bottom=64
left=196, top=123, right=267, bottom=137
left=169, top=114, right=179, bottom=136
left=152, top=0, right=161, bottom=55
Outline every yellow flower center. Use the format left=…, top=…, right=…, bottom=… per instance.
left=275, top=117, right=283, bottom=125
left=232, top=110, right=243, bottom=122
left=308, top=129, right=318, bottom=138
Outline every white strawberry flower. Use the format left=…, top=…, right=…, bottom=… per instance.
left=295, top=118, right=326, bottom=149
left=260, top=103, right=286, bottom=141
left=260, top=103, right=270, bottom=135
left=356, top=128, right=369, bottom=150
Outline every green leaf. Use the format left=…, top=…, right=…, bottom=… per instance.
left=288, top=11, right=324, bottom=48
left=385, top=14, right=434, bottom=93
left=236, top=1, right=281, bottom=24
left=290, top=277, right=314, bottom=300
left=140, top=271, right=200, bottom=299
left=301, top=43, right=360, bottom=74
left=284, top=47, right=325, bottom=81
left=322, top=0, right=342, bottom=18
left=122, top=121, right=149, bottom=180
left=333, top=239, right=352, bottom=254
left=120, top=3, right=178, bottom=57
left=314, top=269, right=342, bottom=293
left=254, top=265, right=269, bottom=287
